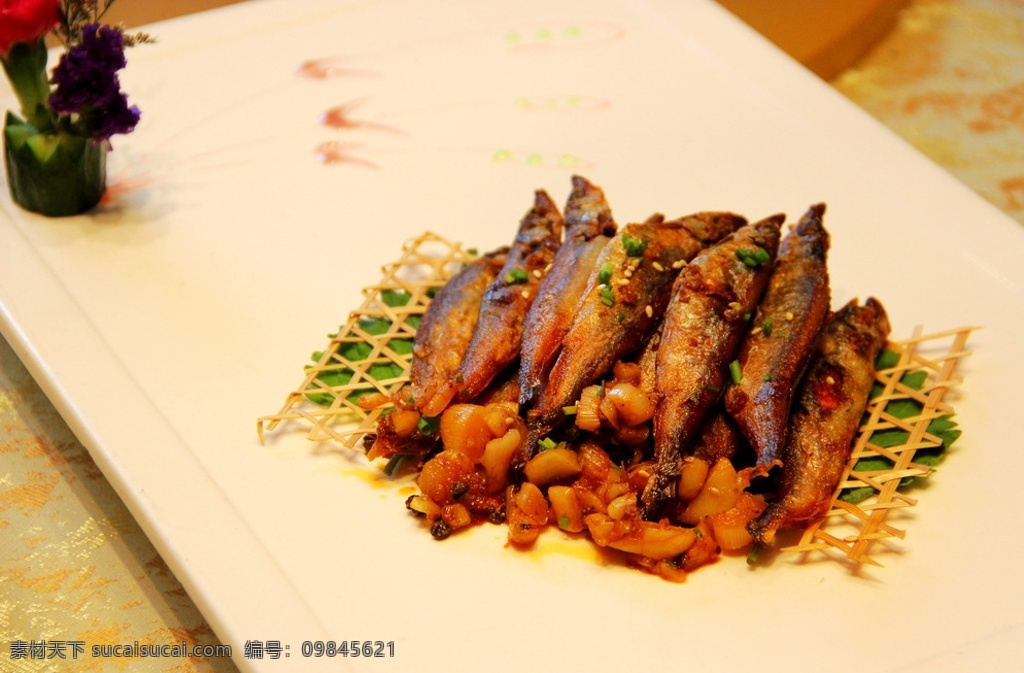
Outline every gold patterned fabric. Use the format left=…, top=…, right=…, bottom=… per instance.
left=0, top=338, right=237, bottom=672
left=1, top=1, right=1021, bottom=670
left=833, top=0, right=1024, bottom=224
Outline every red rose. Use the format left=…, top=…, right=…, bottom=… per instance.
left=0, top=0, right=58, bottom=56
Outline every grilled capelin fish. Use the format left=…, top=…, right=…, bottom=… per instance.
left=724, top=204, right=831, bottom=467
left=636, top=323, right=662, bottom=395
left=527, top=212, right=747, bottom=449
left=409, top=247, right=508, bottom=417
left=473, top=363, right=522, bottom=406
left=747, top=297, right=890, bottom=546
left=434, top=190, right=563, bottom=413
left=691, top=407, right=746, bottom=465
left=519, top=175, right=617, bottom=406
left=641, top=215, right=783, bottom=516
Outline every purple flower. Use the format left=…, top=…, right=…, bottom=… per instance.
left=92, top=92, right=140, bottom=140
left=48, top=22, right=139, bottom=141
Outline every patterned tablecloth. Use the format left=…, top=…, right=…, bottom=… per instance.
left=834, top=0, right=1024, bottom=224
left=1, top=1, right=1021, bottom=671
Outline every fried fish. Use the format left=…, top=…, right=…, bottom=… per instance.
left=747, top=297, right=890, bottom=546
left=641, top=214, right=783, bottom=516
left=519, top=175, right=617, bottom=407
left=433, top=190, right=563, bottom=414
left=409, top=247, right=508, bottom=417
left=724, top=204, right=831, bottom=466
left=527, top=212, right=747, bottom=450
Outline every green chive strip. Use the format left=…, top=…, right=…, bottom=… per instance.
left=505, top=268, right=529, bottom=284
left=729, top=360, right=742, bottom=385
left=736, top=247, right=770, bottom=268
left=418, top=415, right=441, bottom=436
left=622, top=234, right=648, bottom=257
left=383, top=454, right=407, bottom=476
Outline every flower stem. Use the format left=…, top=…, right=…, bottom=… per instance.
left=1, top=38, right=56, bottom=133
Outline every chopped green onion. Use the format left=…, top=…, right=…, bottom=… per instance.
left=729, top=360, right=742, bottom=385
left=383, top=454, right=407, bottom=476
left=736, top=247, right=770, bottom=268
left=467, top=247, right=479, bottom=256
left=622, top=234, right=648, bottom=257
left=538, top=437, right=557, bottom=451
left=743, top=311, right=751, bottom=322
left=707, top=384, right=719, bottom=393
left=763, top=317, right=773, bottom=337
left=598, top=261, right=614, bottom=285
left=762, top=373, right=773, bottom=382
left=616, top=313, right=625, bottom=323
left=600, top=286, right=615, bottom=306
left=418, top=415, right=441, bottom=436
left=505, top=267, right=529, bottom=284
left=562, top=405, right=577, bottom=415
left=558, top=515, right=571, bottom=530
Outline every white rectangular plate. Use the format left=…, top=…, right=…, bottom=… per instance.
left=2, top=1, right=1023, bottom=671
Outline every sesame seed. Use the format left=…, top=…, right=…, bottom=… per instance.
left=729, top=301, right=742, bottom=312
left=624, top=270, right=633, bottom=279
left=616, top=278, right=630, bottom=286
left=521, top=290, right=530, bottom=299
left=532, top=269, right=543, bottom=278
left=645, top=305, right=653, bottom=317
left=752, top=327, right=763, bottom=336
left=826, top=376, right=835, bottom=385
left=544, top=263, right=553, bottom=272
left=786, top=311, right=794, bottom=321
left=672, top=260, right=686, bottom=269
left=652, top=261, right=665, bottom=272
